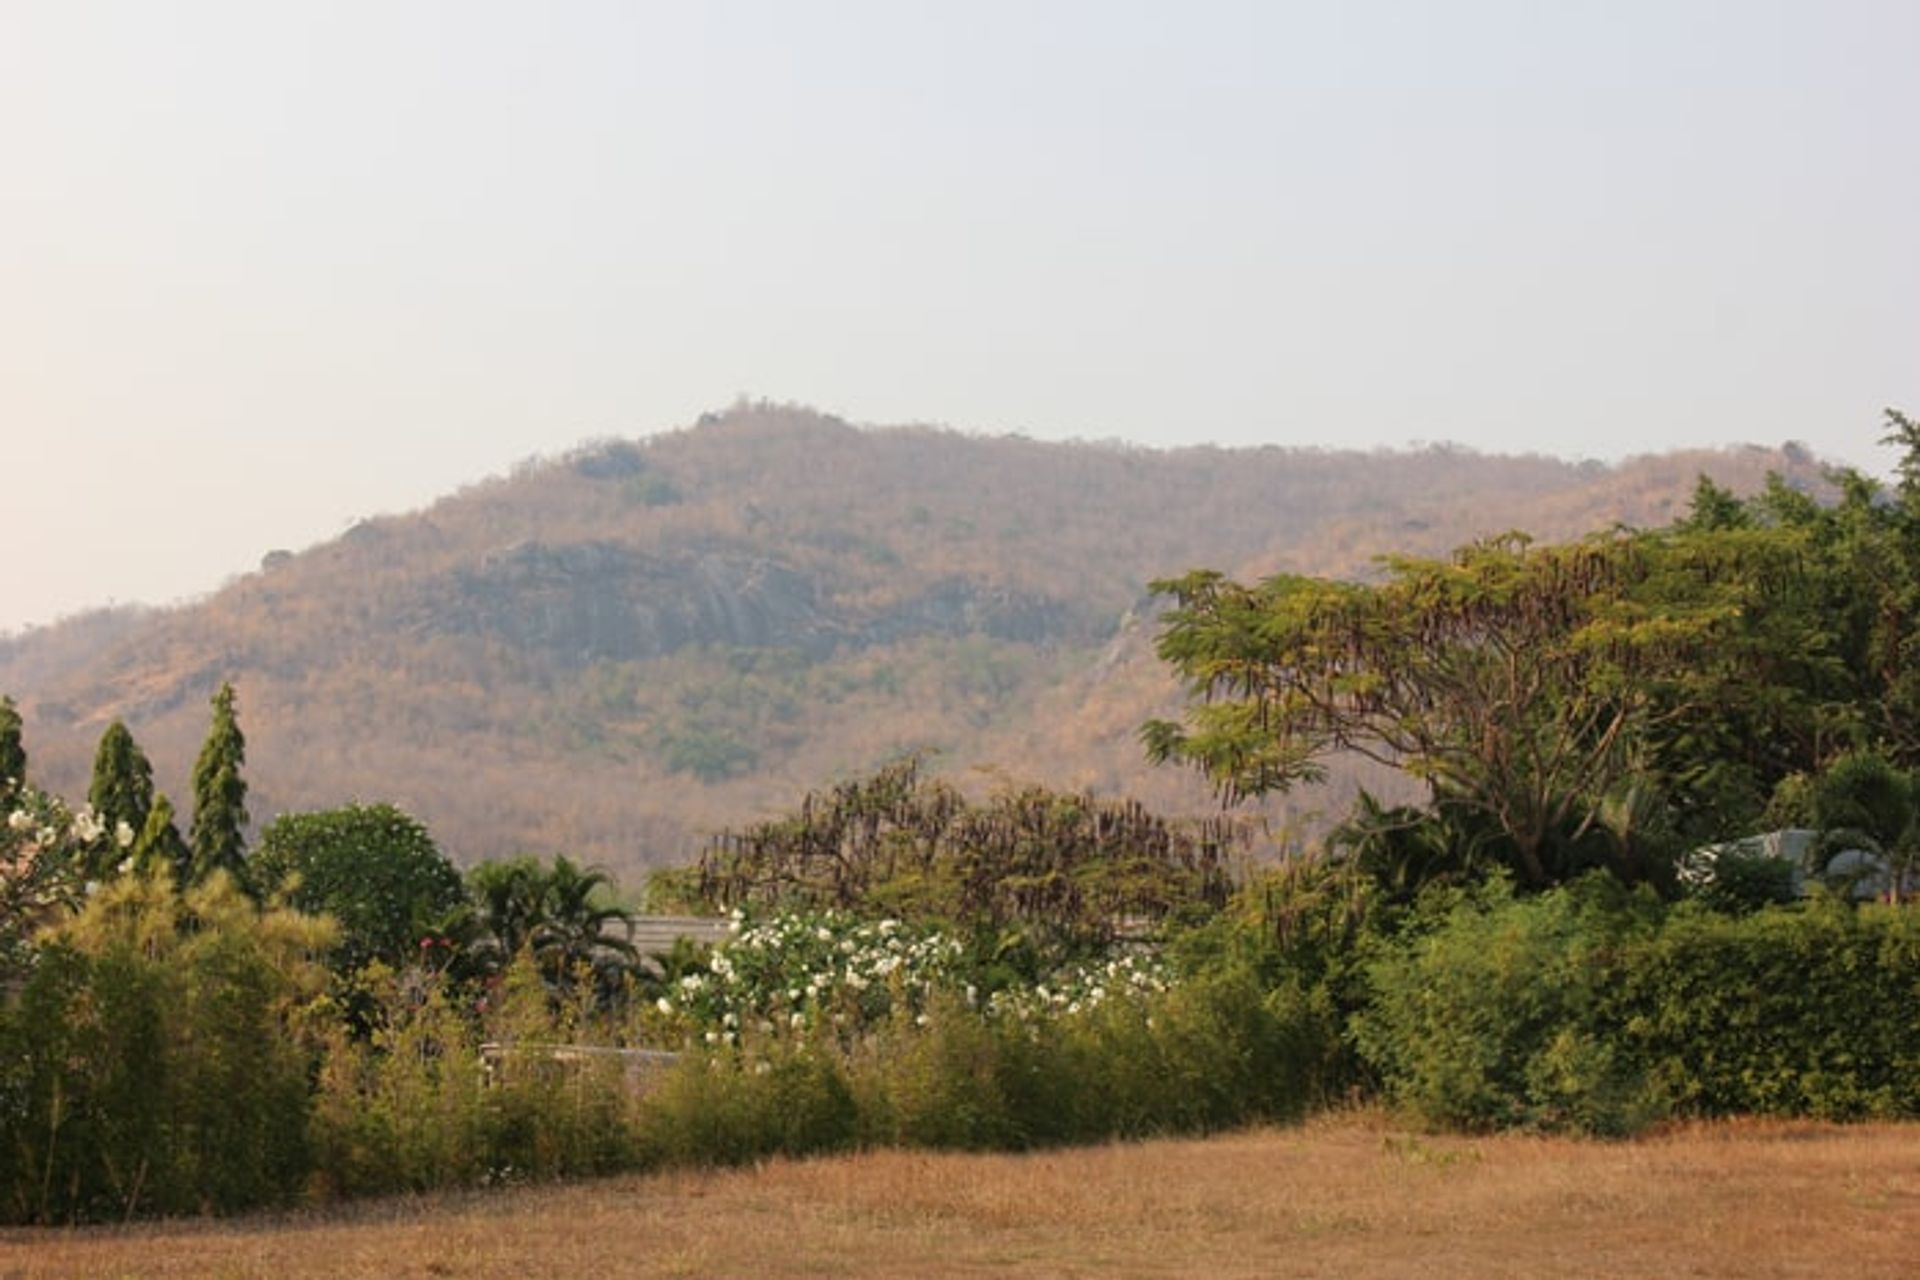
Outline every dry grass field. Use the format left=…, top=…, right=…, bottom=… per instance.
left=4, top=1112, right=1916, bottom=1279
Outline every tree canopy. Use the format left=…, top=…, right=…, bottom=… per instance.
left=130, top=792, right=190, bottom=884
left=251, top=802, right=466, bottom=972
left=693, top=758, right=1238, bottom=948
left=1144, top=528, right=1819, bottom=887
left=1147, top=409, right=1920, bottom=891
left=459, top=854, right=640, bottom=993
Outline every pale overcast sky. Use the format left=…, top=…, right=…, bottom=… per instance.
left=3, top=1, right=1916, bottom=634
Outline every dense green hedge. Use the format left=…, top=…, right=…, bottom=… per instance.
left=1355, top=878, right=1920, bottom=1133
left=1610, top=899, right=1920, bottom=1119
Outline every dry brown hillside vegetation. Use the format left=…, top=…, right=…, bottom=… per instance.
left=0, top=404, right=1829, bottom=879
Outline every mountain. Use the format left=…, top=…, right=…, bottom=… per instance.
left=0, top=404, right=1828, bottom=881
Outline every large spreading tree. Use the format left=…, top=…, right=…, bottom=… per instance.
left=1143, top=528, right=1822, bottom=888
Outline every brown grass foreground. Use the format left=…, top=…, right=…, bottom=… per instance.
left=4, top=1112, right=1917, bottom=1279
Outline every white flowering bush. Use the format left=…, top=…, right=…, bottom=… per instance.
left=651, top=907, right=1182, bottom=1048
left=981, top=949, right=1173, bottom=1022
left=656, top=909, right=967, bottom=1045
left=0, top=786, right=127, bottom=976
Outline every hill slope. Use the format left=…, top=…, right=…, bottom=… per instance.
left=0, top=405, right=1826, bottom=878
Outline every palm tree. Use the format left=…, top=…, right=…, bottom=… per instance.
left=462, top=855, right=640, bottom=997
left=531, top=855, right=640, bottom=987
left=1329, top=790, right=1492, bottom=902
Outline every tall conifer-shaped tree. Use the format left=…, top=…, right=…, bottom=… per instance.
left=89, top=720, right=155, bottom=843
left=133, top=792, right=191, bottom=883
left=188, top=682, right=249, bottom=886
left=0, top=694, right=25, bottom=799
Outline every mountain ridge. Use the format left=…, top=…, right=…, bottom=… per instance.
left=0, top=405, right=1829, bottom=879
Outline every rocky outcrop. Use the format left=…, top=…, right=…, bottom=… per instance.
left=422, top=542, right=1089, bottom=667
left=431, top=542, right=832, bottom=665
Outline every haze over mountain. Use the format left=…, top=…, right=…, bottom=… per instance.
left=0, top=404, right=1829, bottom=881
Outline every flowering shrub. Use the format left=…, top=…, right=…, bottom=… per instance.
left=980, top=949, right=1172, bottom=1022
left=652, top=908, right=1179, bottom=1047
left=1, top=787, right=128, bottom=977
left=656, top=909, right=967, bottom=1044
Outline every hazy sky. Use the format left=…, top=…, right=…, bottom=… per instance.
left=3, top=1, right=1916, bottom=634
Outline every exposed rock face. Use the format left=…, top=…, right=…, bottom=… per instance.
left=425, top=541, right=1085, bottom=667
left=435, top=542, right=832, bottom=665
left=863, top=578, right=1094, bottom=648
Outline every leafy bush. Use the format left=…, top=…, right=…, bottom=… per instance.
left=307, top=966, right=491, bottom=1197
left=639, top=1042, right=857, bottom=1167
left=1690, top=845, right=1799, bottom=913
left=1354, top=877, right=1920, bottom=1134
left=1352, top=876, right=1666, bottom=1135
left=1608, top=898, right=1920, bottom=1119
left=311, top=951, right=645, bottom=1197
left=0, top=872, right=333, bottom=1222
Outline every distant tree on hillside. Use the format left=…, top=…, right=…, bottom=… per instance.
left=188, top=682, right=249, bottom=887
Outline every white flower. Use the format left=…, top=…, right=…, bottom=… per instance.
left=656, top=997, right=674, bottom=1015
left=71, top=807, right=104, bottom=843
left=6, top=810, right=30, bottom=833
left=115, top=820, right=135, bottom=848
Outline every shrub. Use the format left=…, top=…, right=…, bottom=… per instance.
left=639, top=1041, right=857, bottom=1167
left=1352, top=876, right=1666, bottom=1135
left=1608, top=897, right=1920, bottom=1119
left=851, top=997, right=1029, bottom=1150
left=0, top=872, right=333, bottom=1222
left=307, top=966, right=491, bottom=1197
